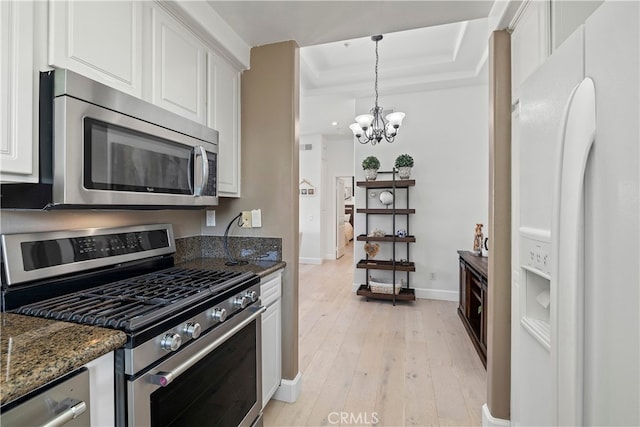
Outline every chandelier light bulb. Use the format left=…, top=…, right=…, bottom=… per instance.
left=349, top=123, right=363, bottom=137
left=355, top=114, right=374, bottom=130
left=385, top=111, right=406, bottom=128
left=350, top=35, right=406, bottom=145
left=385, top=123, right=397, bottom=136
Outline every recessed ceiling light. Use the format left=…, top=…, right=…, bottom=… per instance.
left=331, top=121, right=339, bottom=126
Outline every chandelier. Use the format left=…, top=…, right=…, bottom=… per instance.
left=349, top=35, right=405, bottom=145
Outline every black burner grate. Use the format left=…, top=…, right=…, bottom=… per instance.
left=15, top=268, right=252, bottom=332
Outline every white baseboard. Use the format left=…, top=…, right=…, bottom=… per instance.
left=351, top=283, right=458, bottom=302
left=272, top=372, right=302, bottom=403
left=414, top=288, right=458, bottom=301
left=299, top=257, right=323, bottom=265
left=482, top=404, right=510, bottom=427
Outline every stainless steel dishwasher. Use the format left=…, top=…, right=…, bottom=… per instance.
left=1, top=368, right=90, bottom=427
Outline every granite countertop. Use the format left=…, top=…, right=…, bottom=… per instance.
left=0, top=312, right=127, bottom=406
left=177, top=257, right=286, bottom=278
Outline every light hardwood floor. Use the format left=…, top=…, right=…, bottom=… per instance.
left=264, top=243, right=486, bottom=426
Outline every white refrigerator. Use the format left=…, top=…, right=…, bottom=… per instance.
left=514, top=1, right=639, bottom=425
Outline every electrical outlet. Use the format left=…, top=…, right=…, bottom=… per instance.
left=241, top=211, right=252, bottom=228
left=430, top=272, right=437, bottom=280
left=206, top=210, right=216, bottom=227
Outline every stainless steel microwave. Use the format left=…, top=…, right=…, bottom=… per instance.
left=1, top=69, right=218, bottom=209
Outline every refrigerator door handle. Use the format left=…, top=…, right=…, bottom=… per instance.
left=551, top=77, right=596, bottom=426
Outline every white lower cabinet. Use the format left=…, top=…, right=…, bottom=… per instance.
left=261, top=270, right=282, bottom=409
left=84, top=352, right=116, bottom=426
left=0, top=0, right=36, bottom=182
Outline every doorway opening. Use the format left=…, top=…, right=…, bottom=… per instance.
left=336, top=176, right=354, bottom=259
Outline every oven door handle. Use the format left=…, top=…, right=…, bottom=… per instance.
left=40, top=400, right=87, bottom=427
left=150, top=305, right=266, bottom=387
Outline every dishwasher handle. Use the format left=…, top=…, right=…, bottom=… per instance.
left=40, top=400, right=87, bottom=427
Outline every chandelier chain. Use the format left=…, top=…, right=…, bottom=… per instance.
left=374, top=38, right=379, bottom=109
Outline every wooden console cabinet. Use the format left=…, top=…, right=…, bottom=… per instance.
left=457, top=250, right=488, bottom=367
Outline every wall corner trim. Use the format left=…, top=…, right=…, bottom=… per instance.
left=272, top=372, right=302, bottom=404
left=482, top=403, right=511, bottom=427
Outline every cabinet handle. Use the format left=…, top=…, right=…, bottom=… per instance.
left=40, top=401, right=87, bottom=427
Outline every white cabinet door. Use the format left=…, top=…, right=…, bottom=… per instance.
left=150, top=5, right=206, bottom=124
left=260, top=270, right=282, bottom=408
left=0, top=1, right=36, bottom=182
left=511, top=0, right=550, bottom=102
left=84, top=352, right=115, bottom=427
left=49, top=0, right=142, bottom=97
left=208, top=52, right=241, bottom=196
left=262, top=299, right=282, bottom=408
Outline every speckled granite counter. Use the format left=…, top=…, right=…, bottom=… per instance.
left=0, top=312, right=127, bottom=405
left=177, top=257, right=286, bottom=278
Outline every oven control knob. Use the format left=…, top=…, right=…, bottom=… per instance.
left=211, top=308, right=227, bottom=323
left=244, top=290, right=258, bottom=302
left=160, top=333, right=182, bottom=352
left=183, top=322, right=202, bottom=339
left=233, top=296, right=248, bottom=309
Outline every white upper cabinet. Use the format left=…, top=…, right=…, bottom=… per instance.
left=0, top=1, right=36, bottom=182
left=49, top=1, right=142, bottom=97
left=511, top=1, right=550, bottom=103
left=208, top=52, right=241, bottom=197
left=4, top=1, right=243, bottom=191
left=150, top=5, right=206, bottom=124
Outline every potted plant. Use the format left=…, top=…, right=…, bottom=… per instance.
left=361, top=155, right=380, bottom=181
left=394, top=153, right=414, bottom=179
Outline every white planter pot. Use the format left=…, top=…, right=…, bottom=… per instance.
left=397, top=166, right=412, bottom=179
left=364, top=169, right=378, bottom=181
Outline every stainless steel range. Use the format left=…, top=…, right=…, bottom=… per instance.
left=1, top=224, right=264, bottom=427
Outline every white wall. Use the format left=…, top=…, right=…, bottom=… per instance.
left=353, top=84, right=489, bottom=300
left=299, top=93, right=355, bottom=137
left=298, top=133, right=354, bottom=263
left=322, top=137, right=355, bottom=260
left=299, top=134, right=323, bottom=263
left=299, top=92, right=355, bottom=262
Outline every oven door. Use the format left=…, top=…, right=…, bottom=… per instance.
left=53, top=94, right=218, bottom=208
left=127, top=305, right=265, bottom=427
